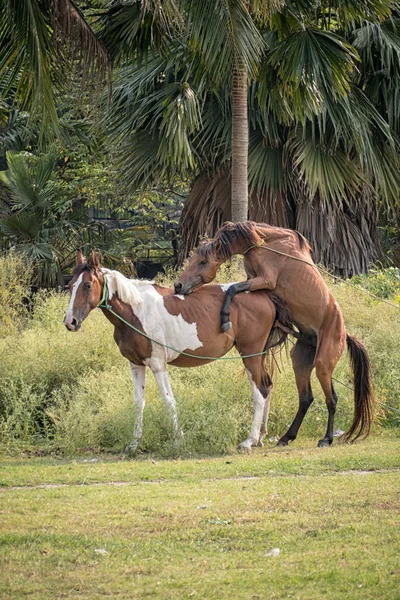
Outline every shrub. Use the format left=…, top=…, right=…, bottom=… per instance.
left=0, top=252, right=33, bottom=337
left=0, top=263, right=399, bottom=454
left=350, top=266, right=400, bottom=302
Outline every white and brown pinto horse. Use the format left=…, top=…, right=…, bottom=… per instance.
left=64, top=251, right=291, bottom=453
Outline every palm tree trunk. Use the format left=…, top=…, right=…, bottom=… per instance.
left=231, top=66, right=249, bottom=222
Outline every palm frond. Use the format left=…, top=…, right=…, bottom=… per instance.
left=289, top=132, right=365, bottom=206
left=100, top=0, right=182, bottom=63
left=0, top=0, right=57, bottom=126
left=183, top=0, right=266, bottom=82
left=0, top=152, right=56, bottom=208
left=0, top=0, right=109, bottom=130
left=330, top=0, right=395, bottom=28
left=268, top=27, right=358, bottom=112
left=51, top=0, right=109, bottom=74
left=248, top=129, right=288, bottom=194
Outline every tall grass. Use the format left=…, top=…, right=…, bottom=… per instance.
left=0, top=256, right=399, bottom=455
left=0, top=252, right=32, bottom=337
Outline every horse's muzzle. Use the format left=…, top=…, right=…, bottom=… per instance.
left=63, top=315, right=81, bottom=331
left=174, top=278, right=201, bottom=295
left=174, top=281, right=185, bottom=294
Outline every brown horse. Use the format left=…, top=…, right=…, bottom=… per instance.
left=64, top=251, right=292, bottom=452
left=174, top=221, right=374, bottom=447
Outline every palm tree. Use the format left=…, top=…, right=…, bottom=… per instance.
left=101, top=0, right=283, bottom=221
left=105, top=2, right=400, bottom=275
left=182, top=1, right=285, bottom=220
left=2, top=1, right=399, bottom=274
left=1, top=1, right=284, bottom=221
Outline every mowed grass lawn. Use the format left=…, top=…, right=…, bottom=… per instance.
left=1, top=437, right=400, bottom=599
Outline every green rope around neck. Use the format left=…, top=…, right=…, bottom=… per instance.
left=244, top=243, right=400, bottom=310
left=97, top=275, right=272, bottom=361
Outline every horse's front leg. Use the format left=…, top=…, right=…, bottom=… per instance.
left=152, top=369, right=183, bottom=441
left=125, top=363, right=146, bottom=454
left=221, top=281, right=251, bottom=332
left=221, top=276, right=277, bottom=332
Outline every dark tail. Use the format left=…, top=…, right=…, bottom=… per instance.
left=340, top=333, right=374, bottom=443
left=262, top=295, right=293, bottom=376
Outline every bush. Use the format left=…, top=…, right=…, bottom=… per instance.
left=0, top=252, right=33, bottom=337
left=350, top=266, right=400, bottom=302
left=0, top=263, right=399, bottom=455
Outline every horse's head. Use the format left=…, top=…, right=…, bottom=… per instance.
left=64, top=251, right=104, bottom=331
left=174, top=242, right=221, bottom=295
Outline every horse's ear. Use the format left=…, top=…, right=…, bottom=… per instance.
left=88, top=250, right=100, bottom=269
left=76, top=250, right=86, bottom=266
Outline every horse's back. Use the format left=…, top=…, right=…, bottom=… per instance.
left=230, top=288, right=276, bottom=341
left=162, top=284, right=276, bottom=366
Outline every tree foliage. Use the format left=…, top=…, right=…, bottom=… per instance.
left=100, top=1, right=400, bottom=274
left=1, top=1, right=400, bottom=278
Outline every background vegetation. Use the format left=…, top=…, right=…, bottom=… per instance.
left=1, top=1, right=400, bottom=282
left=0, top=1, right=399, bottom=454
left=0, top=255, right=398, bottom=457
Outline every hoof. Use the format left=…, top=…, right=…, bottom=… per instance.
left=257, top=440, right=264, bottom=448
left=277, top=438, right=288, bottom=447
left=317, top=439, right=332, bottom=448
left=221, top=321, right=232, bottom=333
left=237, top=440, right=253, bottom=452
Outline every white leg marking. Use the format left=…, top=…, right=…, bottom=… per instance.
left=152, top=369, right=182, bottom=439
left=65, top=273, right=83, bottom=322
left=259, top=386, right=272, bottom=446
left=125, top=363, right=146, bottom=452
left=238, top=370, right=266, bottom=451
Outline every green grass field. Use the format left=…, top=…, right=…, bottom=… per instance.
left=1, top=437, right=400, bottom=599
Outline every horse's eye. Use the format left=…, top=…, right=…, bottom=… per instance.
left=84, top=282, right=92, bottom=291
left=200, top=260, right=207, bottom=266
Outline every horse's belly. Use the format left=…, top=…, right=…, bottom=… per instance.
left=170, top=330, right=235, bottom=367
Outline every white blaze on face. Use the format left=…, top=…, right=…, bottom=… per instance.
left=65, top=273, right=83, bottom=323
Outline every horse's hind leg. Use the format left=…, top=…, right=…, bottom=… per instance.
left=315, top=376, right=338, bottom=447
left=238, top=355, right=273, bottom=451
left=259, top=377, right=273, bottom=446
left=315, top=343, right=341, bottom=447
left=277, top=338, right=316, bottom=447
left=314, top=312, right=346, bottom=447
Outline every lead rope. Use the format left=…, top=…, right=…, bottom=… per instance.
left=97, top=275, right=278, bottom=361
left=245, top=243, right=400, bottom=311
